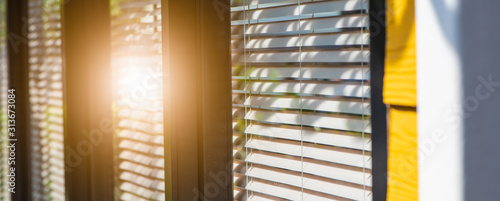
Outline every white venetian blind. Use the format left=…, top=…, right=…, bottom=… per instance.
left=27, top=0, right=66, bottom=200
left=230, top=0, right=372, bottom=200
left=110, top=0, right=165, bottom=200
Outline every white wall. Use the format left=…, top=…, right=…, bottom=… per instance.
left=417, top=0, right=500, bottom=200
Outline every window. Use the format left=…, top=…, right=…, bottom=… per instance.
left=110, top=0, right=165, bottom=200
left=27, top=0, right=65, bottom=200
left=230, top=0, right=372, bottom=200
left=0, top=0, right=379, bottom=200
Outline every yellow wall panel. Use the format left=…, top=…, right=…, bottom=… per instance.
left=385, top=1, right=419, bottom=198
left=384, top=0, right=417, bottom=107
left=387, top=106, right=418, bottom=201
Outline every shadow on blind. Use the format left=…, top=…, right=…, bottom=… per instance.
left=111, top=0, right=165, bottom=200
left=230, top=0, right=372, bottom=200
left=28, top=0, right=66, bottom=200
left=0, top=0, right=10, bottom=200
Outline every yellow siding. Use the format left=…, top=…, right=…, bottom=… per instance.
left=385, top=0, right=418, bottom=199
left=387, top=106, right=418, bottom=201
left=384, top=0, right=417, bottom=107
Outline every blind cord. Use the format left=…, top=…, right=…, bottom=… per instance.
left=361, top=1, right=368, bottom=200
left=297, top=0, right=305, bottom=200
left=243, top=1, right=250, bottom=199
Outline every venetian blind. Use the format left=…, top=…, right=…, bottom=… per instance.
left=110, top=0, right=165, bottom=200
left=230, top=0, right=372, bottom=200
left=27, top=0, right=65, bottom=200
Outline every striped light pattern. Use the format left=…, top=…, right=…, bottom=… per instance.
left=27, top=0, right=66, bottom=200
left=110, top=0, right=165, bottom=200
left=230, top=0, right=372, bottom=200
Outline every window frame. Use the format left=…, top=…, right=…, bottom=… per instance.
left=7, top=0, right=31, bottom=200
left=369, top=0, right=389, bottom=200
left=161, top=0, right=233, bottom=200
left=61, top=0, right=115, bottom=200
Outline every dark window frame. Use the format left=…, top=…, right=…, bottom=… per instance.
left=62, top=0, right=115, bottom=200
left=7, top=0, right=31, bottom=200
left=161, top=0, right=233, bottom=200
left=369, top=0, right=388, bottom=200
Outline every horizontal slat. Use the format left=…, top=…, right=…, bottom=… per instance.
left=239, top=15, right=368, bottom=35
left=245, top=137, right=371, bottom=168
left=238, top=81, right=370, bottom=98
left=247, top=179, right=303, bottom=200
left=245, top=109, right=370, bottom=133
left=231, top=0, right=340, bottom=11
left=119, top=181, right=164, bottom=200
left=117, top=120, right=163, bottom=135
left=233, top=45, right=367, bottom=53
left=231, top=10, right=366, bottom=25
left=118, top=109, right=163, bottom=123
left=231, top=0, right=366, bottom=20
left=244, top=151, right=371, bottom=185
left=246, top=178, right=370, bottom=201
left=235, top=95, right=369, bottom=115
left=246, top=165, right=371, bottom=200
left=246, top=123, right=371, bottom=150
left=235, top=50, right=369, bottom=63
left=236, top=33, right=369, bottom=49
left=231, top=27, right=367, bottom=39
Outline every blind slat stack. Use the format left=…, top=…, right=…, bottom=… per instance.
left=231, top=0, right=371, bottom=200
left=27, top=0, right=65, bottom=200
left=110, top=0, right=165, bottom=200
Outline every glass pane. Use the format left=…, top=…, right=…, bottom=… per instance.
left=110, top=0, right=165, bottom=200
left=27, top=0, right=66, bottom=200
